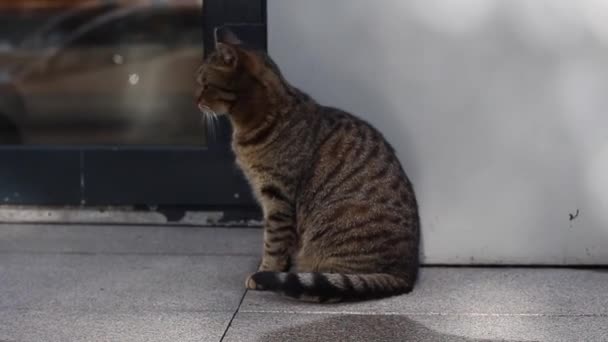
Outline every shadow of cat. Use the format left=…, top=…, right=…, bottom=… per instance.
left=257, top=314, right=529, bottom=342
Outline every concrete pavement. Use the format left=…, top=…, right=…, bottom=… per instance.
left=1, top=224, right=606, bottom=341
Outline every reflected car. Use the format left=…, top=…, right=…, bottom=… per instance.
left=0, top=3, right=118, bottom=143
left=0, top=2, right=204, bottom=145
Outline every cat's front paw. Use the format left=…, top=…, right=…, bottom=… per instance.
left=245, top=273, right=266, bottom=290
left=245, top=273, right=258, bottom=289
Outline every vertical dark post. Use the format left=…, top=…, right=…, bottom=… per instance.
left=202, top=0, right=222, bottom=58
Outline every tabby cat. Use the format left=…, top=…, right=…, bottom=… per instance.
left=196, top=27, right=420, bottom=302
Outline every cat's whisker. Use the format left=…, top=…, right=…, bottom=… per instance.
left=209, top=114, right=217, bottom=143
left=198, top=104, right=219, bottom=143
left=211, top=112, right=220, bottom=141
left=200, top=112, right=206, bottom=144
left=200, top=111, right=210, bottom=143
left=207, top=112, right=217, bottom=143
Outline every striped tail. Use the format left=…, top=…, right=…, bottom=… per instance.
left=245, top=272, right=414, bottom=303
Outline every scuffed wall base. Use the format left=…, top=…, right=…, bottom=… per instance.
left=0, top=205, right=263, bottom=227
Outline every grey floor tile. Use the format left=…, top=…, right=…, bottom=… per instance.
left=0, top=310, right=232, bottom=342
left=0, top=224, right=262, bottom=255
left=0, top=254, right=257, bottom=312
left=223, top=312, right=608, bottom=342
left=241, top=268, right=608, bottom=316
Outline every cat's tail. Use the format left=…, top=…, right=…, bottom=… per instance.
left=245, top=271, right=414, bottom=303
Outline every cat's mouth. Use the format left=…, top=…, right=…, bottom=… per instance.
left=198, top=103, right=219, bottom=120
left=198, top=103, right=212, bottom=113
left=195, top=88, right=207, bottom=112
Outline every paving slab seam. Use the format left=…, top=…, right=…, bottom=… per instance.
left=219, top=290, right=249, bottom=342
left=239, top=310, right=608, bottom=317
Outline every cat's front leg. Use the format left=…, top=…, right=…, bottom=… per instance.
left=258, top=209, right=296, bottom=272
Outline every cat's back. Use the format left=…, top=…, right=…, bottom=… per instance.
left=300, top=104, right=419, bottom=225
left=304, top=105, right=416, bottom=206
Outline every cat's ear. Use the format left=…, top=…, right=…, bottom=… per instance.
left=214, top=26, right=243, bottom=46
left=214, top=27, right=243, bottom=68
left=215, top=43, right=239, bottom=68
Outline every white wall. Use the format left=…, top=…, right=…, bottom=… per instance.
left=268, top=0, right=608, bottom=264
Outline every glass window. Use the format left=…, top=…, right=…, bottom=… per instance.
left=0, top=1, right=205, bottom=145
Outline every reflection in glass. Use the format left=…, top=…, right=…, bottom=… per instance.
left=0, top=1, right=205, bottom=145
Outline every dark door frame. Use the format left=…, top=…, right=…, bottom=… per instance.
left=0, top=0, right=266, bottom=218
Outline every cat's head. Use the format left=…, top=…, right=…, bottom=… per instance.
left=195, top=27, right=283, bottom=121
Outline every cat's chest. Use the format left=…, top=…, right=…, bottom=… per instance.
left=233, top=142, right=299, bottom=204
left=234, top=152, right=269, bottom=195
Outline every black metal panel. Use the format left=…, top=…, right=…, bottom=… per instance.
left=203, top=0, right=266, bottom=55
left=0, top=148, right=81, bottom=204
left=223, top=1, right=266, bottom=23
left=82, top=147, right=255, bottom=206
left=202, top=0, right=222, bottom=52
left=0, top=0, right=267, bottom=211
